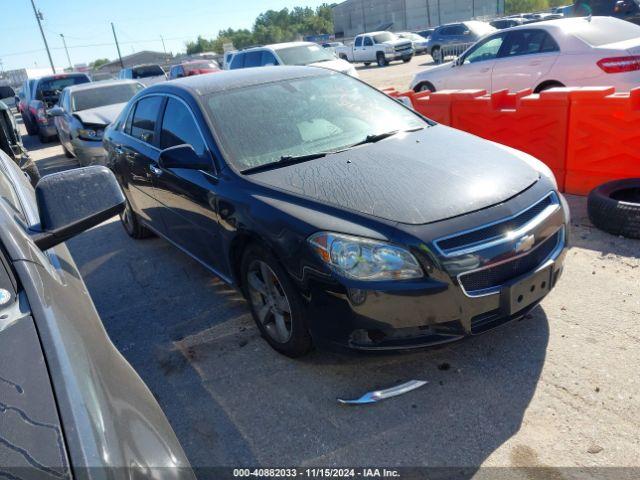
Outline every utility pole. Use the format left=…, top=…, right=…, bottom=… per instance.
left=160, top=35, right=167, bottom=54
left=111, top=22, right=124, bottom=68
left=29, top=0, right=55, bottom=74
left=60, top=34, right=72, bottom=70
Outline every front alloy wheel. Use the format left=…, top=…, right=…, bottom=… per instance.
left=247, top=260, right=293, bottom=344
left=241, top=245, right=312, bottom=357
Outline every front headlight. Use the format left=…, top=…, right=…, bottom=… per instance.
left=78, top=128, right=103, bottom=141
left=308, top=232, right=423, bottom=281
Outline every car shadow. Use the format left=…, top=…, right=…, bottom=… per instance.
left=66, top=216, right=550, bottom=475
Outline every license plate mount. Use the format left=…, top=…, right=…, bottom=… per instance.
left=502, top=266, right=553, bottom=315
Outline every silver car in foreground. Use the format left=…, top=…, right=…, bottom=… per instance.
left=50, top=80, right=144, bottom=166
left=0, top=151, right=194, bottom=478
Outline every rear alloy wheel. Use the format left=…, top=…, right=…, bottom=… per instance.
left=120, top=199, right=153, bottom=239
left=242, top=245, right=312, bottom=357
left=376, top=52, right=388, bottom=67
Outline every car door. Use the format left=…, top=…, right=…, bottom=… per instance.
left=56, top=90, right=74, bottom=152
left=120, top=95, right=166, bottom=230
left=152, top=96, right=224, bottom=271
left=492, top=29, right=561, bottom=92
left=444, top=32, right=506, bottom=91
left=353, top=36, right=366, bottom=62
left=361, top=36, right=376, bottom=61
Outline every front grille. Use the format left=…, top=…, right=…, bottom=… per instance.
left=437, top=193, right=557, bottom=255
left=395, top=43, right=412, bottom=52
left=459, top=229, right=561, bottom=293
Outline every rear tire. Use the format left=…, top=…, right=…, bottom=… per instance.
left=241, top=244, right=312, bottom=358
left=364, top=62, right=371, bottom=66
left=376, top=52, right=388, bottom=67
left=120, top=198, right=154, bottom=239
left=38, top=131, right=52, bottom=144
left=588, top=179, right=640, bottom=239
left=23, top=114, right=38, bottom=136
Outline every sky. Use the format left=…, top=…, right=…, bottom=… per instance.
left=0, top=0, right=330, bottom=71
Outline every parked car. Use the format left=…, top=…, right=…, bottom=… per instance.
left=321, top=41, right=345, bottom=55
left=229, top=42, right=358, bottom=77
left=572, top=0, right=640, bottom=24
left=397, top=31, right=430, bottom=54
left=223, top=51, right=236, bottom=70
left=0, top=87, right=40, bottom=186
left=417, top=28, right=435, bottom=39
left=335, top=31, right=414, bottom=66
left=425, top=21, right=496, bottom=63
left=49, top=80, right=144, bottom=166
left=23, top=73, right=91, bottom=143
left=411, top=16, right=640, bottom=93
left=103, top=66, right=569, bottom=357
left=168, top=60, right=221, bottom=79
left=118, top=64, right=167, bottom=86
left=0, top=154, right=194, bottom=478
left=490, top=18, right=526, bottom=29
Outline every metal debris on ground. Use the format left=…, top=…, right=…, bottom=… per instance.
left=337, top=380, right=428, bottom=405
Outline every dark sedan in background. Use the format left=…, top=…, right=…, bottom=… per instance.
left=0, top=151, right=193, bottom=477
left=103, top=66, right=569, bottom=358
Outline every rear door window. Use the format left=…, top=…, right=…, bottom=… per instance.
left=501, top=30, right=559, bottom=57
left=243, top=51, right=263, bottom=68
left=130, top=96, right=163, bottom=144
left=364, top=37, right=374, bottom=46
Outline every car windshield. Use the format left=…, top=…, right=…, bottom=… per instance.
left=37, top=76, right=89, bottom=97
left=373, top=32, right=397, bottom=43
left=274, top=45, right=335, bottom=65
left=71, top=83, right=143, bottom=112
left=569, top=18, right=640, bottom=46
left=132, top=65, right=164, bottom=78
left=205, top=73, right=426, bottom=171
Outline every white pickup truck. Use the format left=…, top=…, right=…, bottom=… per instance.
left=335, top=31, right=414, bottom=67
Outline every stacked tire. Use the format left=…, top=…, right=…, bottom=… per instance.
left=587, top=179, right=640, bottom=239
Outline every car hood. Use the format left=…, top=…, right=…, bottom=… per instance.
left=249, top=126, right=539, bottom=225
left=310, top=58, right=353, bottom=74
left=385, top=39, right=412, bottom=48
left=74, top=102, right=127, bottom=126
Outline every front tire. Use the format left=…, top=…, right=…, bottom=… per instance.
left=376, top=52, right=388, bottom=67
left=23, top=115, right=38, bottom=136
left=120, top=198, right=153, bottom=239
left=241, top=244, right=312, bottom=358
left=415, top=82, right=435, bottom=93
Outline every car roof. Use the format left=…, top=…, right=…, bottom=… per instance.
left=359, top=31, right=393, bottom=36
left=35, top=72, right=89, bottom=83
left=242, top=41, right=313, bottom=52
left=64, top=79, right=140, bottom=93
left=498, top=15, right=623, bottom=33
left=147, top=66, right=331, bottom=97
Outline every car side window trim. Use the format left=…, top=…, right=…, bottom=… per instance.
left=498, top=29, right=560, bottom=58
left=121, top=93, right=218, bottom=174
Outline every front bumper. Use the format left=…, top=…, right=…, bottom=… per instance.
left=386, top=49, right=414, bottom=60
left=71, top=138, right=107, bottom=166
left=304, top=188, right=569, bottom=351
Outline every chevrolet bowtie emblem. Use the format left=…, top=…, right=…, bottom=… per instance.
left=515, top=234, right=536, bottom=253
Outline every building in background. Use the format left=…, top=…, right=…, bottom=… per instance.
left=96, top=50, right=174, bottom=75
left=332, top=0, right=504, bottom=37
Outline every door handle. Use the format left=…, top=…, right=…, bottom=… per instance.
left=149, top=164, right=162, bottom=176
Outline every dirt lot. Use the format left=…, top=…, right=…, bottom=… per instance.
left=18, top=59, right=640, bottom=476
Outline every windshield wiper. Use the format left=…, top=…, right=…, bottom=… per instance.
left=351, top=126, right=425, bottom=148
left=241, top=151, right=330, bottom=174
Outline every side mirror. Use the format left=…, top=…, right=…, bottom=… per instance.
left=158, top=144, right=210, bottom=170
left=31, top=166, right=125, bottom=250
left=0, top=85, right=15, bottom=99
left=48, top=106, right=65, bottom=117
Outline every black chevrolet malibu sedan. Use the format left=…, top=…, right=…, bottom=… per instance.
left=103, top=66, right=569, bottom=357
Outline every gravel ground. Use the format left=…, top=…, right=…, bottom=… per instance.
left=17, top=62, right=640, bottom=478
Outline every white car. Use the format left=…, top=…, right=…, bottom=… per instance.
left=410, top=17, right=640, bottom=93
left=228, top=42, right=358, bottom=78
left=397, top=32, right=430, bottom=54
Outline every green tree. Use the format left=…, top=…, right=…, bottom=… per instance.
left=505, top=0, right=550, bottom=14
left=91, top=58, right=110, bottom=69
left=185, top=4, right=336, bottom=54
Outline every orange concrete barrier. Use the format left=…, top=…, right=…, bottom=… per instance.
left=564, top=87, right=640, bottom=195
left=449, top=88, right=571, bottom=191
left=382, top=86, right=640, bottom=195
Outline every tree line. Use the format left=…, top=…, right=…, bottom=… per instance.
left=185, top=4, right=335, bottom=54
